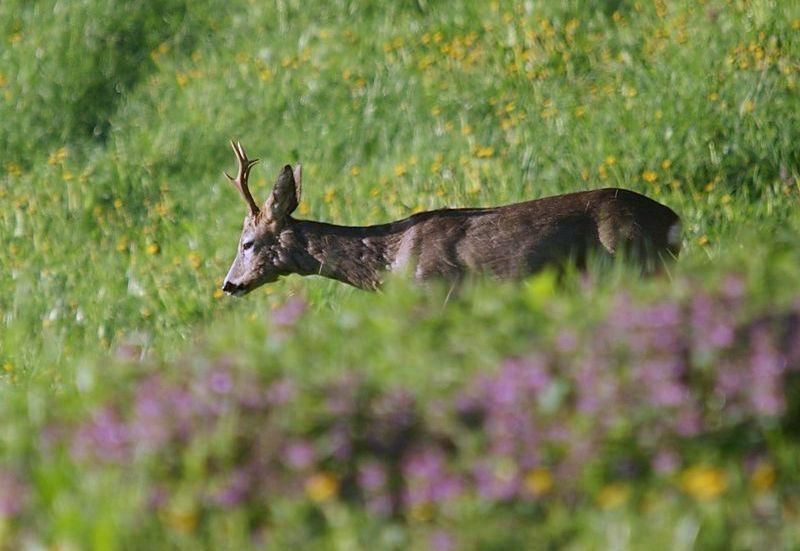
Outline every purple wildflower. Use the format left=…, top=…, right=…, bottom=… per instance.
left=214, top=468, right=252, bottom=509
left=266, top=378, right=296, bottom=406
left=208, top=368, right=234, bottom=395
left=271, top=296, right=306, bottom=328
left=652, top=449, right=679, bottom=475
left=429, top=530, right=457, bottom=551
left=72, top=407, right=130, bottom=463
left=0, top=472, right=27, bottom=519
left=284, top=440, right=316, bottom=471
left=358, top=461, right=388, bottom=492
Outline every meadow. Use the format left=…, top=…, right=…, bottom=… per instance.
left=1, top=0, right=799, bottom=548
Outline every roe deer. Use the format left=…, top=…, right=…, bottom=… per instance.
left=221, top=141, right=681, bottom=295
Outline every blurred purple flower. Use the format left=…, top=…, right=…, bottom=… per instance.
left=555, top=330, right=578, bottom=353
left=473, top=460, right=520, bottom=502
left=329, top=424, right=353, bottom=461
left=147, top=486, right=169, bottom=510
left=402, top=447, right=463, bottom=508
left=0, top=471, right=27, bottom=519
left=284, top=440, right=315, bottom=471
left=72, top=407, right=130, bottom=463
left=748, top=328, right=785, bottom=416
left=674, top=408, right=701, bottom=437
left=272, top=297, right=306, bottom=328
left=266, top=378, right=296, bottom=406
left=208, top=368, right=234, bottom=395
left=722, top=275, right=746, bottom=300
left=214, top=468, right=252, bottom=509
left=652, top=449, right=679, bottom=475
left=365, top=494, right=393, bottom=517
left=429, top=530, right=456, bottom=551
left=358, top=461, right=388, bottom=492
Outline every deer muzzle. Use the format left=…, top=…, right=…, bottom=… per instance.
left=222, top=279, right=246, bottom=296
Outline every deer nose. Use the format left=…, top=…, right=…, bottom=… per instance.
left=222, top=280, right=240, bottom=294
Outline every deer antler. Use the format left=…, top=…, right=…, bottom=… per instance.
left=224, top=140, right=261, bottom=216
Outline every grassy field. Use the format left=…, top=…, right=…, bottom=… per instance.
left=1, top=0, right=800, bottom=548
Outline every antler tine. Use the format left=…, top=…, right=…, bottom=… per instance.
left=224, top=140, right=261, bottom=216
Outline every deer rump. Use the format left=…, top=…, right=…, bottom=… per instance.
left=387, top=188, right=681, bottom=282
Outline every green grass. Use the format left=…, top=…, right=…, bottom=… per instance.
left=1, top=0, right=800, bottom=548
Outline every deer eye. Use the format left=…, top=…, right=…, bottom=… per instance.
left=242, top=240, right=255, bottom=251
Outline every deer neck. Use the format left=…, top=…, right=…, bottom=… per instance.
left=284, top=220, right=402, bottom=290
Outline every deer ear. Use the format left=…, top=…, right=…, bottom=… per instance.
left=264, top=165, right=299, bottom=222
left=292, top=164, right=303, bottom=206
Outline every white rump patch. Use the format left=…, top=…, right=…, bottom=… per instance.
left=667, top=221, right=682, bottom=249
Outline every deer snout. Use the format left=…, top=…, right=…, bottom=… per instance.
left=222, top=280, right=244, bottom=296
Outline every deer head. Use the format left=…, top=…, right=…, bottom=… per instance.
left=222, top=141, right=302, bottom=296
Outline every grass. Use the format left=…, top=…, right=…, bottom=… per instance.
left=1, top=0, right=800, bottom=548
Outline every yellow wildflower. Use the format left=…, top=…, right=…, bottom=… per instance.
left=750, top=462, right=776, bottom=493
left=163, top=506, right=197, bottom=534
left=6, top=163, right=22, bottom=178
left=48, top=147, right=67, bottom=166
left=146, top=243, right=160, bottom=255
left=409, top=503, right=434, bottom=522
left=349, top=165, right=361, bottom=177
left=418, top=54, right=435, bottom=71
left=430, top=154, right=443, bottom=174
left=680, top=465, right=727, bottom=501
left=306, top=472, right=339, bottom=503
left=697, top=235, right=709, bottom=246
left=524, top=467, right=553, bottom=497
left=642, top=170, right=658, bottom=183
left=661, top=159, right=672, bottom=170
left=259, top=68, right=274, bottom=82
left=187, top=252, right=202, bottom=269
left=474, top=145, right=494, bottom=158
left=394, top=163, right=407, bottom=177
left=596, top=483, right=629, bottom=510
left=621, top=85, right=637, bottom=98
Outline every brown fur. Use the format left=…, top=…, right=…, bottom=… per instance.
left=220, top=146, right=681, bottom=295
